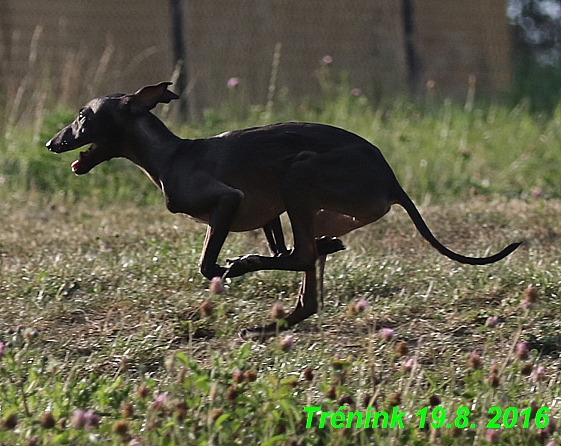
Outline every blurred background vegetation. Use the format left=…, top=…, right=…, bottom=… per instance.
left=1, top=0, right=561, bottom=204
left=509, top=0, right=561, bottom=111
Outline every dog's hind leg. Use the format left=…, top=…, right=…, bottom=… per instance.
left=264, top=217, right=345, bottom=258
left=227, top=159, right=356, bottom=277
left=240, top=266, right=319, bottom=341
left=263, top=218, right=290, bottom=256
left=317, top=254, right=326, bottom=307
left=226, top=180, right=321, bottom=277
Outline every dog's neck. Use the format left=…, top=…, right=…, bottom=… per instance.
left=124, top=114, right=184, bottom=189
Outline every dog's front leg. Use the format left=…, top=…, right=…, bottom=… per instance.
left=198, top=191, right=244, bottom=280
left=226, top=197, right=318, bottom=276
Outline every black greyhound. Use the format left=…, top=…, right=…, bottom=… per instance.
left=46, top=82, right=521, bottom=339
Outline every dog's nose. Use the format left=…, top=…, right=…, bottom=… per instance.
left=46, top=139, right=54, bottom=151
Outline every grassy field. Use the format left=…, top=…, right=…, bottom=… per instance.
left=1, top=86, right=561, bottom=445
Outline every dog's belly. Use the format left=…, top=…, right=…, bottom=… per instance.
left=230, top=198, right=284, bottom=232
left=313, top=204, right=391, bottom=237
left=313, top=210, right=367, bottom=237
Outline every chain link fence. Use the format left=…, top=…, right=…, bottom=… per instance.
left=0, top=0, right=511, bottom=117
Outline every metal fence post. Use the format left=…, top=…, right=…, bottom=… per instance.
left=169, top=0, right=188, bottom=120
left=402, top=0, right=420, bottom=96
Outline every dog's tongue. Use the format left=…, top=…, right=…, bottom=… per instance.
left=71, top=151, right=87, bottom=172
left=71, top=158, right=81, bottom=172
left=71, top=148, right=90, bottom=172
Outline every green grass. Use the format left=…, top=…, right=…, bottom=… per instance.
left=3, top=83, right=561, bottom=206
left=1, top=86, right=561, bottom=445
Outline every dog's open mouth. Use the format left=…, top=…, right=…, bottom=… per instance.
left=71, top=144, right=96, bottom=173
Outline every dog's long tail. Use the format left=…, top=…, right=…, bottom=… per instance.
left=395, top=187, right=521, bottom=265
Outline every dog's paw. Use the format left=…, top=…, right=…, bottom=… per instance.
left=226, top=254, right=262, bottom=277
left=239, top=325, right=278, bottom=342
left=316, top=236, right=345, bottom=256
left=200, top=263, right=227, bottom=280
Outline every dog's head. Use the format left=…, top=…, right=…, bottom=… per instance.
left=46, top=82, right=179, bottom=175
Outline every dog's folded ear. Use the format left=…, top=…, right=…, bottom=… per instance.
left=119, top=82, right=180, bottom=113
